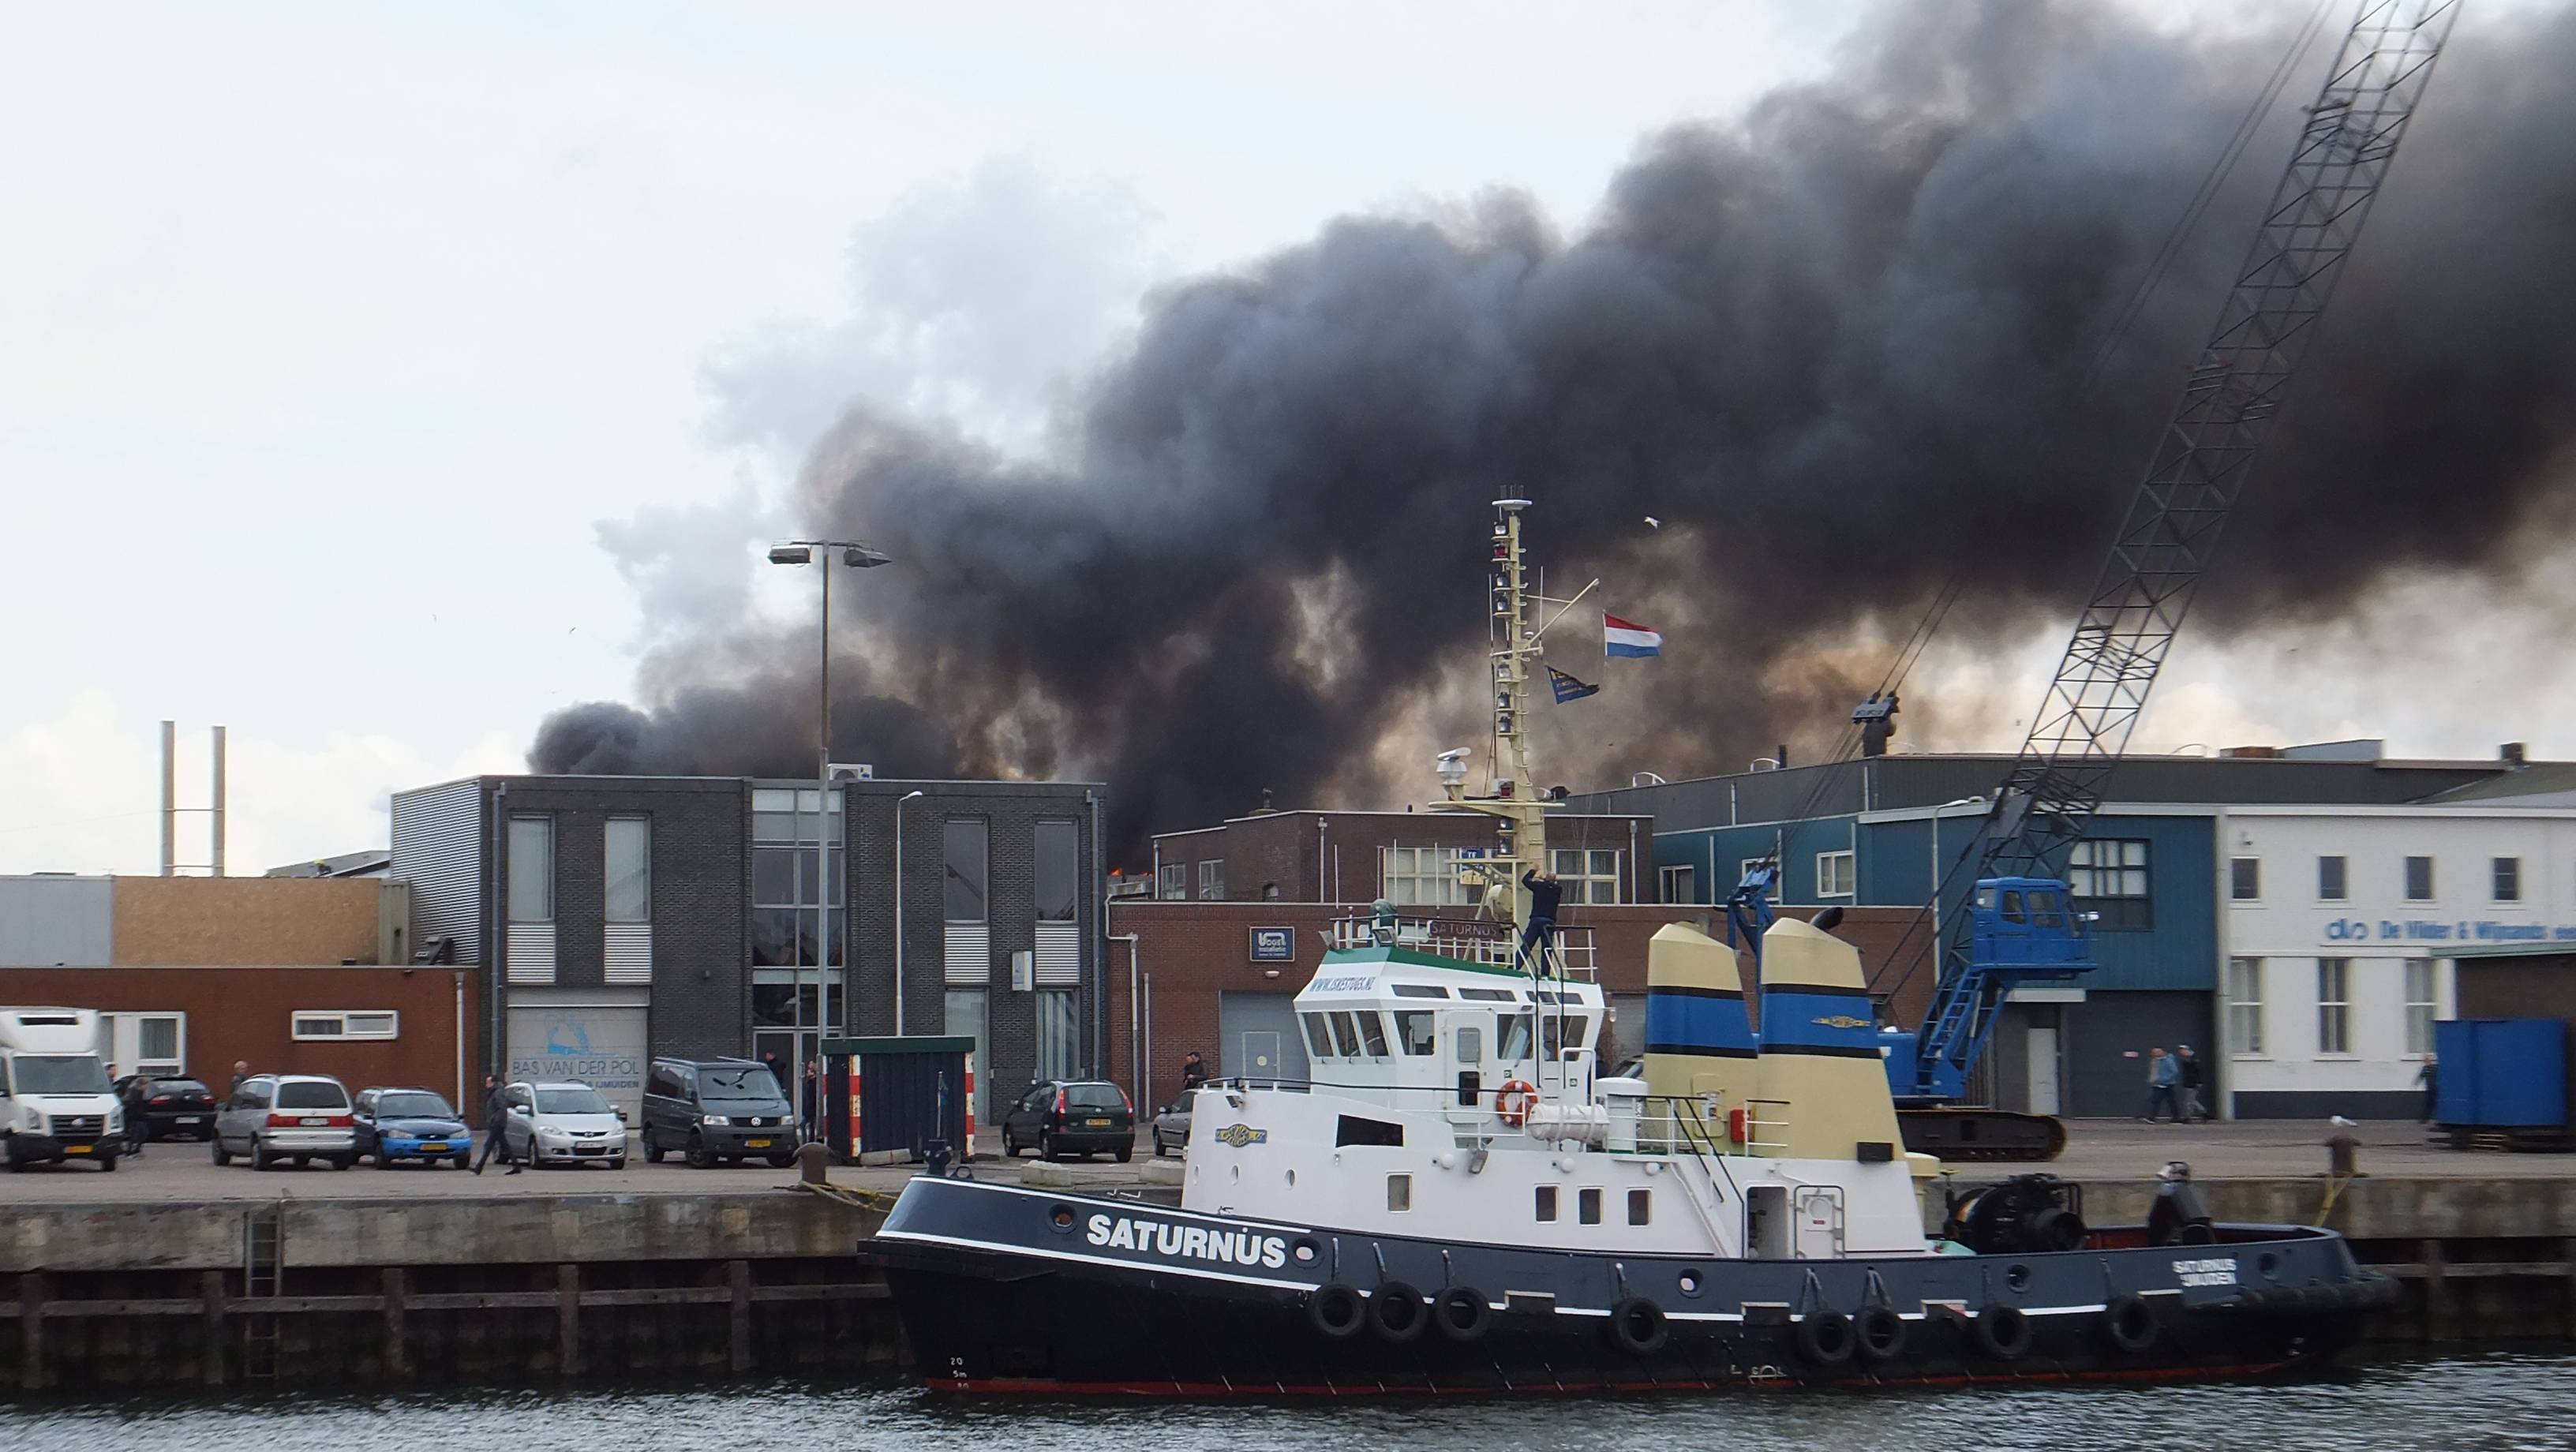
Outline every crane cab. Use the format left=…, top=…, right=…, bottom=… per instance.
left=1968, top=876, right=2095, bottom=973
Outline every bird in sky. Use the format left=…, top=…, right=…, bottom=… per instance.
left=1643, top=515, right=1661, bottom=529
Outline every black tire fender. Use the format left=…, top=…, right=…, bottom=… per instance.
left=1606, top=1296, right=1669, bottom=1356
left=1796, top=1308, right=1857, bottom=1366
left=1433, top=1286, right=1491, bottom=1342
left=1855, top=1304, right=1908, bottom=1361
left=1371, top=1280, right=1428, bottom=1342
left=1974, top=1303, right=2033, bottom=1361
left=2104, top=1293, right=2159, bottom=1353
left=1309, top=1282, right=1367, bottom=1340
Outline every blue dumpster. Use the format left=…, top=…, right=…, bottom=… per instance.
left=2432, top=1018, right=2568, bottom=1136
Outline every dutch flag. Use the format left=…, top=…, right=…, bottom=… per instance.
left=1604, top=612, right=1662, bottom=659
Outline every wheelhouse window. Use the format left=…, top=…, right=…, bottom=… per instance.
left=1578, top=1188, right=1603, bottom=1226
left=1301, top=1012, right=1336, bottom=1060
left=1627, top=1188, right=1652, bottom=1226
left=1354, top=1011, right=1391, bottom=1059
left=1386, top=1173, right=1412, bottom=1212
left=1496, top=1013, right=1533, bottom=1063
left=1392, top=1011, right=1437, bottom=1056
left=1327, top=1012, right=1364, bottom=1058
left=1534, top=1185, right=1559, bottom=1222
left=2067, top=839, right=2151, bottom=929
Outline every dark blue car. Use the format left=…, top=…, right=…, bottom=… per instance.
left=354, top=1087, right=473, bottom=1169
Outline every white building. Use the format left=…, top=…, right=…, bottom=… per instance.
left=2218, top=803, right=2576, bottom=1117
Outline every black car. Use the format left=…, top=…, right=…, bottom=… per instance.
left=639, top=1057, right=799, bottom=1169
left=353, top=1087, right=474, bottom=1168
left=1000, top=1079, right=1134, bottom=1162
left=114, top=1075, right=218, bottom=1143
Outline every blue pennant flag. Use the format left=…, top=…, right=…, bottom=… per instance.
left=1548, top=666, right=1601, bottom=704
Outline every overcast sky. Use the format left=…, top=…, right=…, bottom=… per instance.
left=4, top=2, right=2565, bottom=876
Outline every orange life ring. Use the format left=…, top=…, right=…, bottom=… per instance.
left=1494, top=1080, right=1539, bottom=1127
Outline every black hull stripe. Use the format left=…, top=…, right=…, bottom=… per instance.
left=931, top=1358, right=2316, bottom=1398
left=1643, top=1042, right=1758, bottom=1059
left=1760, top=980, right=1870, bottom=997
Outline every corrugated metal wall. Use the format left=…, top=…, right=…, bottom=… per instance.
left=391, top=778, right=484, bottom=965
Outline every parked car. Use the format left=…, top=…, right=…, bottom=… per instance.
left=213, top=1074, right=357, bottom=1170
left=500, top=1080, right=628, bottom=1169
left=1151, top=1095, right=1193, bottom=1157
left=354, top=1087, right=473, bottom=1169
left=114, top=1074, right=218, bottom=1143
left=1000, top=1079, right=1135, bottom=1162
left=640, top=1057, right=797, bottom=1169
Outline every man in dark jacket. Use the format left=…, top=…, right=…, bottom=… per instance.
left=471, top=1074, right=520, bottom=1175
left=1180, top=1051, right=1210, bottom=1094
left=1515, top=868, right=1563, bottom=975
left=2175, top=1044, right=2207, bottom=1123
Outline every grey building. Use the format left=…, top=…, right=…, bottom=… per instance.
left=389, top=773, right=1107, bottom=1121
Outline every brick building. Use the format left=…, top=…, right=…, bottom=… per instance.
left=1103, top=803, right=1932, bottom=1110
left=0, top=873, right=469, bottom=1103
left=391, top=773, right=1106, bottom=1121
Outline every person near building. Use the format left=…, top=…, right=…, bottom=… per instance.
left=471, top=1073, right=520, bottom=1176
left=2417, top=1053, right=2439, bottom=1123
left=2175, top=1043, right=2207, bottom=1123
left=1180, top=1051, right=1210, bottom=1094
left=230, top=1061, right=252, bottom=1095
left=1515, top=868, right=1563, bottom=975
left=801, top=1059, right=822, bottom=1142
left=762, top=1050, right=789, bottom=1093
left=2138, top=1046, right=2181, bottom=1123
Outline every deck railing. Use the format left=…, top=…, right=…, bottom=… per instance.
left=1324, top=914, right=1597, bottom=979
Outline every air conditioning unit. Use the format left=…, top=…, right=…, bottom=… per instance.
left=827, top=762, right=875, bottom=781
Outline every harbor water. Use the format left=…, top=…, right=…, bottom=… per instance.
left=2, top=1351, right=2569, bottom=1452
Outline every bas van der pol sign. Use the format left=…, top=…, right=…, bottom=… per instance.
left=1085, top=1214, right=1292, bottom=1268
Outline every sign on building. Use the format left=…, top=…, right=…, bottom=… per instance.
left=1249, top=927, right=1294, bottom=963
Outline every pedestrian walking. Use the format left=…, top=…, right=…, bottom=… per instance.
left=2417, top=1053, right=2439, bottom=1123
left=800, top=1058, right=822, bottom=1142
left=2175, top=1043, right=2207, bottom=1123
left=471, top=1073, right=520, bottom=1175
left=1180, top=1050, right=1210, bottom=1094
left=2138, top=1046, right=2181, bottom=1123
left=1515, top=868, right=1563, bottom=975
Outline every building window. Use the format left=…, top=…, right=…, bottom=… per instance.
left=507, top=817, right=553, bottom=922
left=1035, top=990, right=1078, bottom=1083
left=1386, top=1173, right=1413, bottom=1212
left=1156, top=862, right=1187, bottom=900
left=2067, top=839, right=2151, bottom=930
left=2492, top=856, right=2522, bottom=903
left=2405, top=855, right=2435, bottom=901
left=1034, top=821, right=1079, bottom=922
left=2317, top=958, right=2352, bottom=1056
left=2230, top=857, right=2260, bottom=901
left=1549, top=848, right=1624, bottom=904
left=2227, top=957, right=2265, bottom=1056
left=1814, top=850, right=1855, bottom=900
left=1383, top=846, right=1473, bottom=907
left=1627, top=1188, right=1653, bottom=1226
left=751, top=970, right=843, bottom=1031
left=1534, top=1184, right=1559, bottom=1222
left=290, top=1010, right=399, bottom=1042
left=1198, top=859, right=1225, bottom=900
left=944, top=818, right=989, bottom=923
left=2405, top=958, right=2437, bottom=1057
left=751, top=789, right=844, bottom=970
left=605, top=818, right=650, bottom=923
left=2318, top=855, right=2347, bottom=902
left=1577, top=1187, right=1603, bottom=1226
left=1658, top=863, right=1696, bottom=904
left=135, top=1014, right=182, bottom=1073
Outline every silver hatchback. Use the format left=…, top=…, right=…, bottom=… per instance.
left=213, top=1074, right=358, bottom=1170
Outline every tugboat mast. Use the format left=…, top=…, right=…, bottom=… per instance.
left=1445, top=498, right=1547, bottom=940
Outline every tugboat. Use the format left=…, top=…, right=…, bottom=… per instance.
left=859, top=500, right=2397, bottom=1394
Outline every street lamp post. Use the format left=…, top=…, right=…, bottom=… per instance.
left=767, top=540, right=892, bottom=1116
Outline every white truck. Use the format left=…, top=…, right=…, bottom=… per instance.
left=0, top=1007, right=123, bottom=1171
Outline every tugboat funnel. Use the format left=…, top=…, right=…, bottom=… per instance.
left=1755, top=917, right=1904, bottom=1162
left=1641, top=922, right=1758, bottom=1132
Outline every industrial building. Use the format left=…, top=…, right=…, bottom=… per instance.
left=389, top=773, right=1107, bottom=1122
left=1566, top=741, right=2570, bottom=1119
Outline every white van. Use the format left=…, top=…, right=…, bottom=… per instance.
left=0, top=1007, right=124, bottom=1171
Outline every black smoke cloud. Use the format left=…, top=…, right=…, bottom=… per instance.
left=534, top=0, right=2576, bottom=861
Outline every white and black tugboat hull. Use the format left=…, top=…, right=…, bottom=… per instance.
left=859, top=1177, right=2395, bottom=1395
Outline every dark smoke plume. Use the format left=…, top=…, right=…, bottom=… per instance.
left=535, top=0, right=2576, bottom=861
